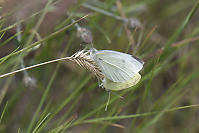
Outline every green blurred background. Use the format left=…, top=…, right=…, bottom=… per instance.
left=0, top=0, right=199, bottom=132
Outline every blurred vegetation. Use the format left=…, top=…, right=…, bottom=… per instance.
left=0, top=0, right=199, bottom=132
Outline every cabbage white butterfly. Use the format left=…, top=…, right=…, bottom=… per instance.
left=90, top=48, right=144, bottom=83
left=90, top=48, right=144, bottom=111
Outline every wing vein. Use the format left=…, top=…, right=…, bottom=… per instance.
left=100, top=59, right=132, bottom=78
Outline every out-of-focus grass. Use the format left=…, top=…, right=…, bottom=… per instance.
left=0, top=0, right=199, bottom=133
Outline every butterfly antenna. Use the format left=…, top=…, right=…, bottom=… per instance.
left=105, top=91, right=111, bottom=111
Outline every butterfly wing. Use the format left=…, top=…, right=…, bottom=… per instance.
left=93, top=50, right=144, bottom=82
left=103, top=73, right=141, bottom=91
left=100, top=50, right=144, bottom=72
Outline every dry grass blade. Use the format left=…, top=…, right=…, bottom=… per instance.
left=116, top=0, right=135, bottom=49
left=0, top=50, right=104, bottom=81
left=144, top=35, right=199, bottom=61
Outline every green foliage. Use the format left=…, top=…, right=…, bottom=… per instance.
left=0, top=0, right=199, bottom=132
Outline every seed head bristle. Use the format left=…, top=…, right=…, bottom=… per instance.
left=70, top=50, right=104, bottom=80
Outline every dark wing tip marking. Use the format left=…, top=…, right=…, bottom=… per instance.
left=132, top=55, right=144, bottom=65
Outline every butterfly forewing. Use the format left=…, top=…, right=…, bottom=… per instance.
left=95, top=57, right=133, bottom=82
left=92, top=50, right=143, bottom=82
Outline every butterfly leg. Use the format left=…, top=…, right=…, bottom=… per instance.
left=97, top=77, right=105, bottom=88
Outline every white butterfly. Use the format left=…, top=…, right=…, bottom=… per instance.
left=90, top=48, right=144, bottom=90
left=90, top=48, right=144, bottom=81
